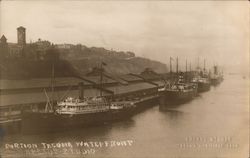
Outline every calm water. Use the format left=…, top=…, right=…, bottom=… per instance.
left=0, top=74, right=249, bottom=158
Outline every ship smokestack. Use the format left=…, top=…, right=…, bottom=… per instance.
left=78, top=82, right=84, bottom=99
left=214, top=66, right=218, bottom=75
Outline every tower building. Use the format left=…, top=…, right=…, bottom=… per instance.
left=17, top=26, right=26, bottom=46
left=0, top=35, right=9, bottom=58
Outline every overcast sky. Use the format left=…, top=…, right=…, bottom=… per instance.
left=0, top=1, right=249, bottom=72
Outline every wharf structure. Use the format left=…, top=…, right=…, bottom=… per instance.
left=0, top=69, right=166, bottom=132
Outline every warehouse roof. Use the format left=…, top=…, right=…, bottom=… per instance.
left=84, top=76, right=117, bottom=84
left=0, top=82, right=158, bottom=107
left=153, top=81, right=165, bottom=87
left=0, top=88, right=109, bottom=107
left=107, top=82, right=157, bottom=95
left=0, top=75, right=119, bottom=90
left=0, top=77, right=89, bottom=90
left=119, top=74, right=143, bottom=82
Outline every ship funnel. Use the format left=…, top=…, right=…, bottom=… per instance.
left=214, top=66, right=218, bottom=75
left=78, top=82, right=84, bottom=99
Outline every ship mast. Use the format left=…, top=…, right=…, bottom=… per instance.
left=100, top=63, right=103, bottom=97
left=185, top=59, right=187, bottom=81
left=185, top=59, right=187, bottom=73
left=189, top=62, right=192, bottom=81
left=51, top=62, right=55, bottom=112
left=197, top=57, right=200, bottom=71
left=176, top=57, right=179, bottom=74
left=169, top=57, right=172, bottom=74
left=203, top=59, right=206, bottom=72
left=169, top=57, right=173, bottom=84
left=45, top=62, right=54, bottom=113
left=99, top=62, right=107, bottom=97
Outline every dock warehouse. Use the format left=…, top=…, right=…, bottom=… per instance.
left=0, top=73, right=165, bottom=123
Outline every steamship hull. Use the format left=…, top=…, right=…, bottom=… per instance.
left=159, top=90, right=195, bottom=107
left=197, top=82, right=210, bottom=92
left=133, top=95, right=159, bottom=112
left=21, top=108, right=135, bottom=134
left=210, top=78, right=220, bottom=86
left=210, top=76, right=223, bottom=86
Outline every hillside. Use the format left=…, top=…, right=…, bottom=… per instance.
left=68, top=56, right=167, bottom=75
left=59, top=45, right=167, bottom=75
left=0, top=46, right=167, bottom=79
left=0, top=59, right=77, bottom=79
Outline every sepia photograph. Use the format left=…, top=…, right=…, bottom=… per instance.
left=0, top=0, right=249, bottom=158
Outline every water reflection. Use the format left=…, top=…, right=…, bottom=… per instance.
left=159, top=108, right=184, bottom=120
left=3, top=118, right=135, bottom=142
left=1, top=118, right=136, bottom=158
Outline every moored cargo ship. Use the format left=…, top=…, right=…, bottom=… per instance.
left=158, top=82, right=197, bottom=107
left=210, top=65, right=224, bottom=86
left=158, top=57, right=197, bottom=108
left=191, top=77, right=210, bottom=93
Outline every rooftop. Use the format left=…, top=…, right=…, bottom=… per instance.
left=0, top=81, right=160, bottom=107
left=0, top=89, right=108, bottom=107
left=0, top=77, right=90, bottom=90
left=17, top=26, right=26, bottom=30
left=0, top=35, right=7, bottom=41
left=119, top=74, right=143, bottom=82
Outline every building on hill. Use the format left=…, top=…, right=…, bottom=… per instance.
left=1, top=26, right=136, bottom=61
left=55, top=43, right=74, bottom=49
left=0, top=35, right=9, bottom=59
left=1, top=26, right=55, bottom=60
left=8, top=43, right=23, bottom=58
left=3, top=26, right=27, bottom=58
left=36, top=38, right=51, bottom=50
left=33, top=38, right=52, bottom=60
left=17, top=26, right=26, bottom=46
left=126, top=51, right=135, bottom=58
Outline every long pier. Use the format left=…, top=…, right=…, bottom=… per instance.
left=0, top=70, right=212, bottom=134
left=0, top=71, right=167, bottom=130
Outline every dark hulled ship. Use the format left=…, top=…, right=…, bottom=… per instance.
left=191, top=59, right=211, bottom=92
left=191, top=77, right=210, bottom=92
left=158, top=82, right=197, bottom=107
left=158, top=57, right=197, bottom=108
left=210, top=65, right=224, bottom=86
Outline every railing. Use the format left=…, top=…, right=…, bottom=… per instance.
left=57, top=107, right=110, bottom=114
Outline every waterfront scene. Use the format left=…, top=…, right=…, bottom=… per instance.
left=0, top=1, right=249, bottom=158
left=1, top=74, right=249, bottom=158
